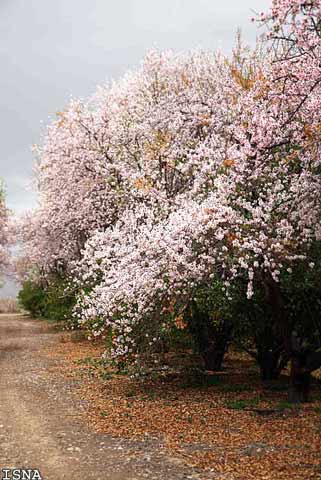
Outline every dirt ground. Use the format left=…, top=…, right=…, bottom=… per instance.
left=42, top=322, right=321, bottom=480
left=0, top=314, right=213, bottom=480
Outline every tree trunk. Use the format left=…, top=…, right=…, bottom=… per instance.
left=256, top=341, right=289, bottom=381
left=202, top=344, right=226, bottom=371
left=258, top=349, right=282, bottom=381
left=288, top=356, right=311, bottom=403
left=263, top=274, right=309, bottom=402
left=185, top=300, right=232, bottom=372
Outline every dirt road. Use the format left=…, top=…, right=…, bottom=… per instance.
left=0, top=314, right=211, bottom=480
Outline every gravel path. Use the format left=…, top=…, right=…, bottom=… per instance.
left=0, top=314, right=215, bottom=480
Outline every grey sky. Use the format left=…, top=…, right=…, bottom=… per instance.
left=0, top=0, right=270, bottom=296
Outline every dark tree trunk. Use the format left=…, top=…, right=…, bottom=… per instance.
left=289, top=355, right=311, bottom=403
left=263, top=274, right=311, bottom=402
left=258, top=349, right=283, bottom=381
left=202, top=344, right=227, bottom=371
left=256, top=341, right=289, bottom=381
left=185, top=301, right=232, bottom=372
left=201, top=320, right=233, bottom=371
left=263, top=275, right=291, bottom=353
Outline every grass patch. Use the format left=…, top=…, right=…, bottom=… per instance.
left=99, top=371, right=113, bottom=381
left=181, top=370, right=222, bottom=389
left=226, top=396, right=261, bottom=410
left=276, top=401, right=300, bottom=411
left=264, top=382, right=289, bottom=392
left=220, top=384, right=251, bottom=393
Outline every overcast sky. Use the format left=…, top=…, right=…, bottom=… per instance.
left=0, top=0, right=270, bottom=296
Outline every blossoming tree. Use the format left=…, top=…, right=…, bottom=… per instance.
left=74, top=0, right=321, bottom=400
left=19, top=0, right=321, bottom=402
left=70, top=47, right=258, bottom=362
left=19, top=49, right=245, bottom=277
left=0, top=183, right=10, bottom=278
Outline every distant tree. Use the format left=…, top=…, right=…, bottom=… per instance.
left=0, top=182, right=10, bottom=279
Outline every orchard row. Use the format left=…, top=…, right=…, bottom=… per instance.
left=2, top=0, right=321, bottom=402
